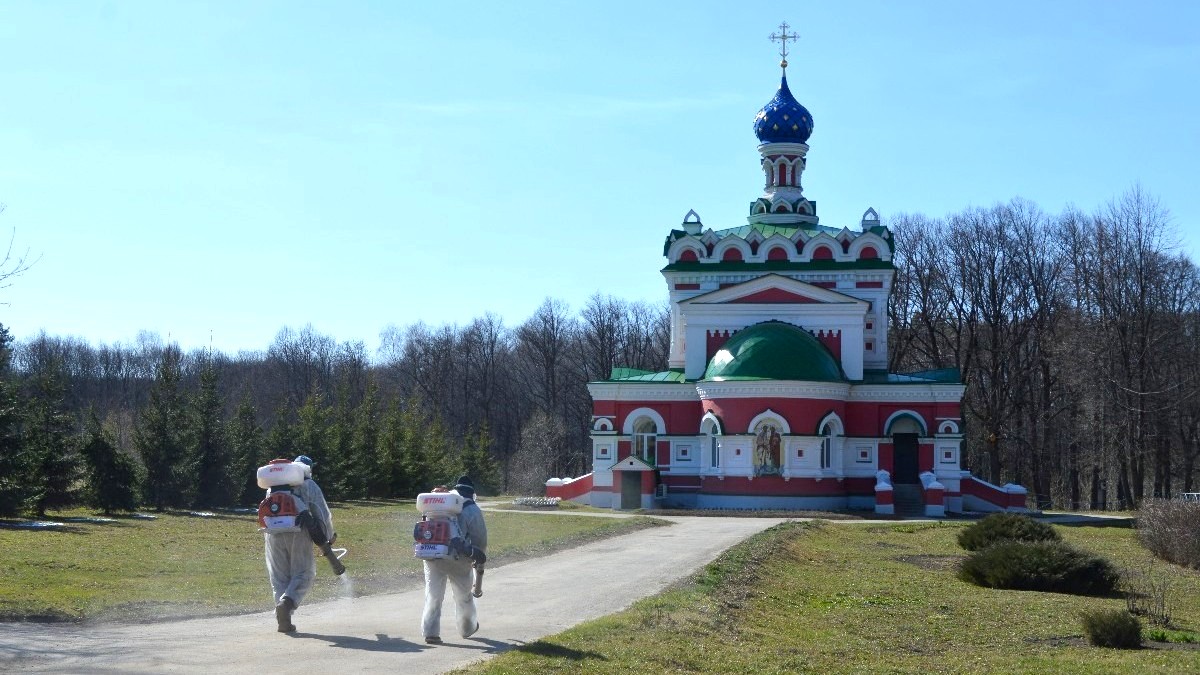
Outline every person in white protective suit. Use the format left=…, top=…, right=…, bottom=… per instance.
left=421, top=475, right=488, bottom=644
left=264, top=454, right=335, bottom=633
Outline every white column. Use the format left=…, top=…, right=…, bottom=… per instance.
left=685, top=324, right=709, bottom=379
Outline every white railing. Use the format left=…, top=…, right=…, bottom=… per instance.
left=513, top=496, right=561, bottom=507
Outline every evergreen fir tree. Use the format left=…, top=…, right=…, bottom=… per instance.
left=351, top=379, right=382, bottom=497
left=410, top=411, right=456, bottom=492
left=377, top=399, right=410, bottom=498
left=328, top=384, right=359, bottom=498
left=24, top=354, right=81, bottom=516
left=80, top=409, right=141, bottom=514
left=135, top=346, right=188, bottom=510
left=0, top=324, right=34, bottom=516
left=264, top=403, right=295, bottom=463
left=399, top=401, right=436, bottom=495
left=458, top=422, right=501, bottom=495
left=343, top=374, right=379, bottom=497
left=229, top=397, right=266, bottom=506
left=190, top=363, right=234, bottom=508
left=295, top=391, right=336, bottom=496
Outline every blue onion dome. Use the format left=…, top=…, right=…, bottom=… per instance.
left=753, top=75, right=813, bottom=144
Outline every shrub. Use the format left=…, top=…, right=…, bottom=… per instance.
left=957, top=512, right=1061, bottom=551
left=1120, top=562, right=1173, bottom=627
left=1080, top=608, right=1142, bottom=648
left=1136, top=498, right=1200, bottom=569
left=957, top=540, right=1120, bottom=595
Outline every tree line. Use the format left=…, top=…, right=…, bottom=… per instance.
left=2, top=186, right=1195, bottom=515
left=0, top=295, right=670, bottom=516
left=889, top=187, right=1200, bottom=509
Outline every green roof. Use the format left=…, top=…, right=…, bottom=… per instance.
left=703, top=321, right=845, bottom=382
left=663, top=259, right=894, bottom=273
left=606, top=368, right=688, bottom=383
left=861, top=368, right=963, bottom=384
left=663, top=223, right=893, bottom=256
left=718, top=222, right=833, bottom=239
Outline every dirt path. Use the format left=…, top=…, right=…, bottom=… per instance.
left=1, top=516, right=786, bottom=674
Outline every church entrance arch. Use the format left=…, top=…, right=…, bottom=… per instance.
left=887, top=414, right=924, bottom=484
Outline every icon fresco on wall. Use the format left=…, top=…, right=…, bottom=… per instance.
left=754, top=421, right=782, bottom=476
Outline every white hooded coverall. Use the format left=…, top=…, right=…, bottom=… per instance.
left=421, top=492, right=488, bottom=639
left=264, top=477, right=334, bottom=609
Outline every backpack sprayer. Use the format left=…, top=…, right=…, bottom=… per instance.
left=415, top=490, right=485, bottom=596
left=257, top=459, right=348, bottom=576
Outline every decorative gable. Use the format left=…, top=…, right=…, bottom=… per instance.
left=682, top=274, right=865, bottom=307
left=677, top=274, right=870, bottom=381
left=609, top=455, right=656, bottom=472
left=730, top=288, right=820, bottom=304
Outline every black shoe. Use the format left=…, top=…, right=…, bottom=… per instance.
left=276, top=597, right=296, bottom=633
left=425, top=636, right=442, bottom=644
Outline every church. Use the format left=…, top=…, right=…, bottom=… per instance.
left=546, top=25, right=1028, bottom=516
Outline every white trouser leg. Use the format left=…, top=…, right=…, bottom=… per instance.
left=445, top=560, right=478, bottom=637
left=421, top=560, right=448, bottom=638
left=265, top=532, right=316, bottom=608
left=422, top=559, right=478, bottom=638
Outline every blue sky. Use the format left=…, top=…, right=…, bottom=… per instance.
left=2, top=1, right=1198, bottom=356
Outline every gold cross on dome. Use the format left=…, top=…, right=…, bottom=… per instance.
left=769, top=21, right=799, bottom=69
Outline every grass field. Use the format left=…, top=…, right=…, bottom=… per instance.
left=0, top=500, right=664, bottom=623
left=466, top=520, right=1200, bottom=674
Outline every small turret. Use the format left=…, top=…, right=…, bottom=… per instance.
left=861, top=207, right=880, bottom=230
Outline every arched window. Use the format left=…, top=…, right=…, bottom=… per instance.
left=767, top=246, right=788, bottom=261
left=859, top=245, right=879, bottom=260
left=633, top=417, right=657, bottom=464
left=679, top=248, right=699, bottom=262
left=819, top=421, right=834, bottom=470
left=721, top=247, right=743, bottom=262
left=701, top=414, right=722, bottom=468
left=811, top=245, right=833, bottom=260
left=817, top=413, right=843, bottom=471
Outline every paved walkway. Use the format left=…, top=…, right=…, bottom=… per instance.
left=0, top=515, right=785, bottom=674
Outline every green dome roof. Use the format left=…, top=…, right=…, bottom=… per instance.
left=703, top=321, right=845, bottom=382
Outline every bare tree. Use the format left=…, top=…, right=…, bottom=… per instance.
left=0, top=205, right=38, bottom=300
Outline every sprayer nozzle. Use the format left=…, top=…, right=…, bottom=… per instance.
left=321, top=544, right=347, bottom=575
